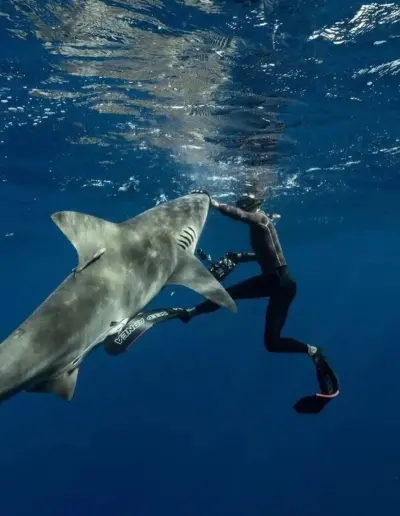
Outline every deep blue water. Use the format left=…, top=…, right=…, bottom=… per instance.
left=1, top=0, right=400, bottom=515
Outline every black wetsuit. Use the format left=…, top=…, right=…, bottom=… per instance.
left=191, top=204, right=309, bottom=355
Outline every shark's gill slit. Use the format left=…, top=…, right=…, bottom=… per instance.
left=177, top=240, right=189, bottom=249
left=186, top=226, right=196, bottom=239
left=178, top=234, right=191, bottom=246
left=182, top=229, right=194, bottom=244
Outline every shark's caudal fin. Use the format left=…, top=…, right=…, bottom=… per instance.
left=27, top=368, right=79, bottom=401
left=51, top=211, right=117, bottom=271
left=168, top=255, right=237, bottom=312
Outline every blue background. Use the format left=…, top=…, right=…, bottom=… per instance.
left=1, top=0, right=399, bottom=515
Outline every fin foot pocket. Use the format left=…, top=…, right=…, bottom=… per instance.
left=314, top=352, right=339, bottom=396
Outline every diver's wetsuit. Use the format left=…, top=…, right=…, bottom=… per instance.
left=187, top=204, right=309, bottom=355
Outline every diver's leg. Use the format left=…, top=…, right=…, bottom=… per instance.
left=263, top=267, right=318, bottom=354
left=179, top=274, right=269, bottom=321
left=263, top=268, right=339, bottom=397
left=263, top=274, right=310, bottom=354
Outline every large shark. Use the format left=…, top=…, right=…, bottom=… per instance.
left=0, top=193, right=236, bottom=404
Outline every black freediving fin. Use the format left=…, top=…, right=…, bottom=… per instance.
left=294, top=357, right=339, bottom=414
left=293, top=391, right=339, bottom=414
left=105, top=308, right=186, bottom=356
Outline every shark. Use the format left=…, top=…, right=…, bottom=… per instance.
left=0, top=193, right=236, bottom=404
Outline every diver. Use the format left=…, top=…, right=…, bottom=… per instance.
left=178, top=190, right=339, bottom=412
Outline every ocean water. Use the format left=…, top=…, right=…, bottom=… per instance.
left=0, top=0, right=399, bottom=514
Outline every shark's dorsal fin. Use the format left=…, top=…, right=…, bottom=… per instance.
left=51, top=211, right=117, bottom=270
left=167, top=254, right=237, bottom=313
left=27, top=368, right=79, bottom=401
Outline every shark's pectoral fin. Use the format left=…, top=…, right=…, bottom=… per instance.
left=51, top=211, right=118, bottom=271
left=167, top=255, right=237, bottom=312
left=27, top=368, right=79, bottom=401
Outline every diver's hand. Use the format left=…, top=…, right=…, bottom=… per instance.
left=189, top=189, right=220, bottom=209
left=210, top=198, right=220, bottom=209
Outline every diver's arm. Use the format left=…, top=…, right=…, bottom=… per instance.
left=189, top=189, right=262, bottom=224
left=235, top=252, right=258, bottom=263
left=212, top=200, right=261, bottom=224
left=226, top=252, right=257, bottom=263
left=211, top=195, right=281, bottom=226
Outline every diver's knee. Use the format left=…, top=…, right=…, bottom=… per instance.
left=264, top=335, right=279, bottom=353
